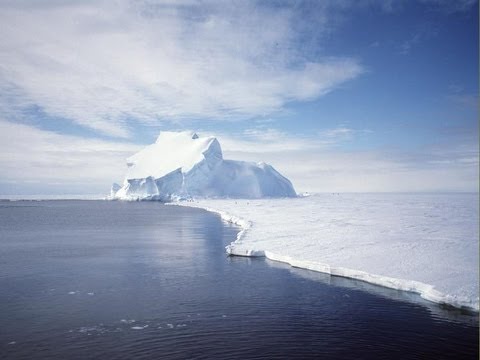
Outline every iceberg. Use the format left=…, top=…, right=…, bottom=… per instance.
left=111, top=131, right=296, bottom=200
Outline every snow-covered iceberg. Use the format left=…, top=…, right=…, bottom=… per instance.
left=111, top=131, right=296, bottom=200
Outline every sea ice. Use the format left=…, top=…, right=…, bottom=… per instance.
left=180, top=193, right=479, bottom=311
left=131, top=325, right=148, bottom=330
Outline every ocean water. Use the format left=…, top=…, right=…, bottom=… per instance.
left=0, top=200, right=477, bottom=359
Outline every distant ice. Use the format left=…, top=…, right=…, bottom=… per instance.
left=131, top=325, right=148, bottom=330
left=111, top=131, right=296, bottom=200
left=180, top=193, right=479, bottom=311
left=4, top=194, right=105, bottom=200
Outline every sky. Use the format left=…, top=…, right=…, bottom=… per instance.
left=0, top=0, right=478, bottom=195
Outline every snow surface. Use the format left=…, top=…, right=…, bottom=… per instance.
left=112, top=131, right=296, bottom=200
left=178, top=193, right=479, bottom=311
left=125, top=131, right=221, bottom=180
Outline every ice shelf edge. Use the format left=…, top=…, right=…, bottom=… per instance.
left=172, top=201, right=479, bottom=313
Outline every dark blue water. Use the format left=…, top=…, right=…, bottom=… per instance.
left=0, top=200, right=477, bottom=359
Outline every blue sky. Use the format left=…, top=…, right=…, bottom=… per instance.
left=0, top=0, right=478, bottom=195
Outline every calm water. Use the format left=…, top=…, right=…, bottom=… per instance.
left=0, top=200, right=477, bottom=359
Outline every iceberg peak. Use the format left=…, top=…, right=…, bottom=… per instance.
left=126, top=131, right=221, bottom=181
left=112, top=131, right=296, bottom=201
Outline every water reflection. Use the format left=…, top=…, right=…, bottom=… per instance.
left=265, top=258, right=479, bottom=325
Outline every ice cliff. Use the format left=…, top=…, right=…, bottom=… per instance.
left=111, top=131, right=296, bottom=200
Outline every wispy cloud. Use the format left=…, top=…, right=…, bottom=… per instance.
left=0, top=120, right=476, bottom=194
left=399, top=20, right=441, bottom=55
left=400, top=33, right=422, bottom=55
left=447, top=93, right=479, bottom=109
left=419, top=0, right=478, bottom=13
left=237, top=147, right=478, bottom=193
left=212, top=126, right=362, bottom=154
left=217, top=128, right=478, bottom=192
left=0, top=119, right=141, bottom=194
left=0, top=0, right=363, bottom=138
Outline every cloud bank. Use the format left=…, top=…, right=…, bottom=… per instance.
left=0, top=119, right=141, bottom=194
left=0, top=0, right=363, bottom=137
left=219, top=128, right=479, bottom=193
left=0, top=120, right=477, bottom=195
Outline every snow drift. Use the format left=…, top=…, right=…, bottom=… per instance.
left=111, top=131, right=296, bottom=200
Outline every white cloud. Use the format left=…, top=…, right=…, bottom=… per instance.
left=0, top=0, right=363, bottom=137
left=0, top=119, right=141, bottom=194
left=213, top=126, right=365, bottom=153
left=0, top=121, right=476, bottom=194
left=216, top=128, right=319, bottom=153
left=218, top=129, right=479, bottom=193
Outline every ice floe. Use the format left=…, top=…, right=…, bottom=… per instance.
left=179, top=193, right=479, bottom=311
